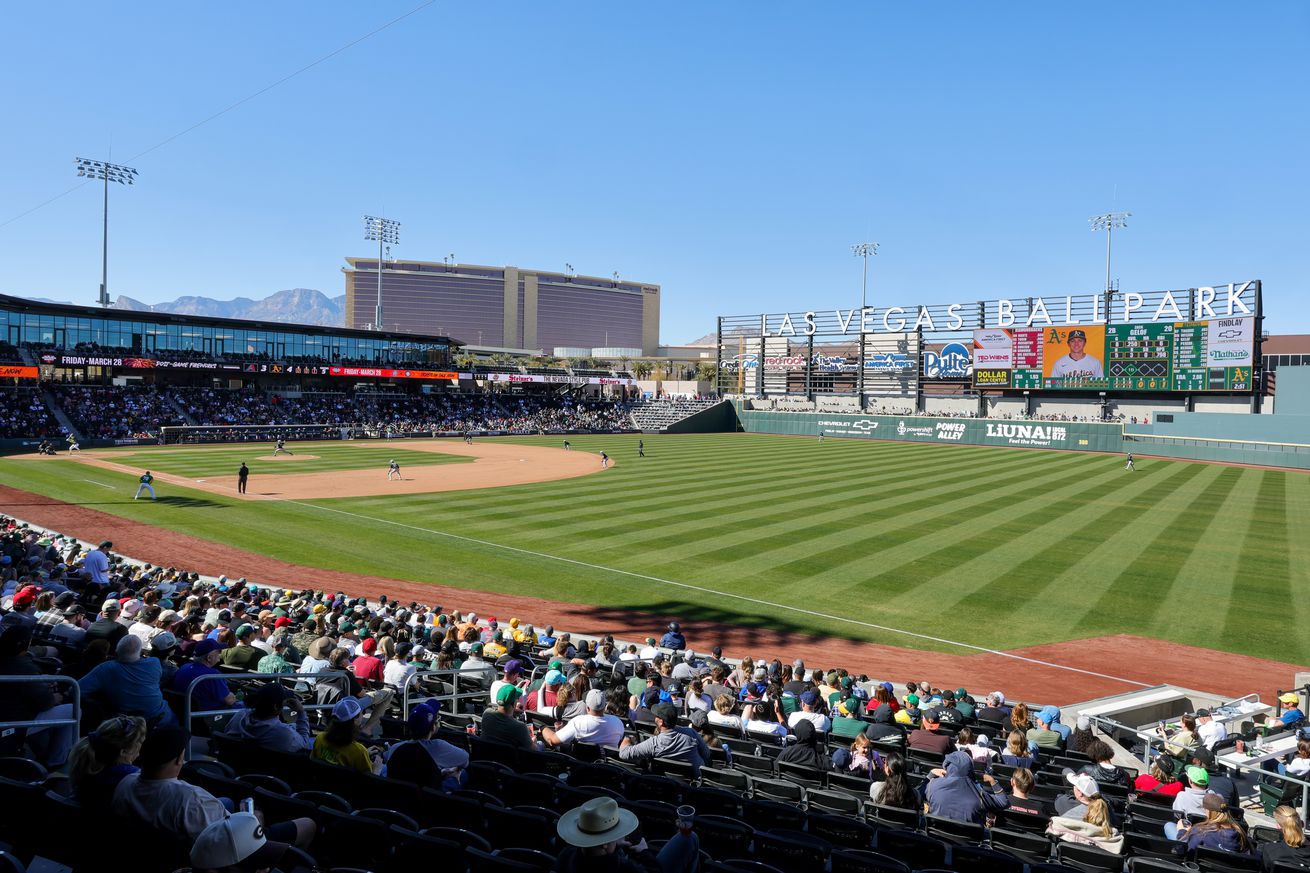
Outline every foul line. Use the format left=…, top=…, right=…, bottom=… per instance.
left=81, top=479, right=116, bottom=490
left=286, top=499, right=1150, bottom=689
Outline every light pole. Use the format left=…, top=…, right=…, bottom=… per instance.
left=75, top=158, right=138, bottom=308
left=363, top=215, right=400, bottom=330
left=851, top=242, right=879, bottom=311
left=1089, top=212, right=1130, bottom=293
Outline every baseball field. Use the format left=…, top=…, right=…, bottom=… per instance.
left=2, top=433, right=1306, bottom=676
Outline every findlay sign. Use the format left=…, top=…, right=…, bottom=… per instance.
left=737, top=281, right=1258, bottom=337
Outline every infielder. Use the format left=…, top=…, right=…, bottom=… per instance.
left=1125, top=453, right=1135, bottom=472
left=464, top=431, right=474, bottom=445
left=273, top=437, right=294, bottom=456
left=387, top=458, right=401, bottom=480
left=134, top=471, right=157, bottom=501
left=600, top=451, right=610, bottom=469
left=563, top=439, right=572, bottom=451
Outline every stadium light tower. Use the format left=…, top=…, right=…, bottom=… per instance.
left=75, top=157, right=139, bottom=308
left=1089, top=212, right=1130, bottom=293
left=851, top=242, right=879, bottom=311
left=363, top=215, right=400, bottom=330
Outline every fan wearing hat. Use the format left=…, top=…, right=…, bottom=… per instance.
left=1047, top=771, right=1123, bottom=852
left=190, top=811, right=291, bottom=873
left=1271, top=693, right=1306, bottom=731
left=1050, top=328, right=1104, bottom=379
left=543, top=688, right=625, bottom=749
left=1134, top=751, right=1183, bottom=798
left=557, top=796, right=700, bottom=872
left=311, top=696, right=379, bottom=773
left=619, top=701, right=710, bottom=774
left=659, top=621, right=686, bottom=651
left=382, top=700, right=469, bottom=791
left=481, top=684, right=534, bottom=751
left=172, top=639, right=239, bottom=713
left=220, top=625, right=265, bottom=671
left=908, top=708, right=955, bottom=756
left=219, top=683, right=311, bottom=754
left=787, top=689, right=832, bottom=733
left=1169, top=792, right=1250, bottom=853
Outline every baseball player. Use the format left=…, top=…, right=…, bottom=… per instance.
left=387, top=458, right=401, bottom=481
left=562, top=439, right=572, bottom=451
left=600, top=451, right=610, bottom=469
left=66, top=434, right=80, bottom=453
left=134, top=471, right=157, bottom=501
left=818, top=429, right=825, bottom=443
left=464, top=431, right=474, bottom=445
left=1125, top=453, right=1135, bottom=472
left=273, top=437, right=294, bottom=456
left=638, top=439, right=645, bottom=458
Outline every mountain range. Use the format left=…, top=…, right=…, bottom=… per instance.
left=113, top=288, right=346, bottom=326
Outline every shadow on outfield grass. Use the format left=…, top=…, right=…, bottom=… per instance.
left=151, top=496, right=228, bottom=509
left=583, top=599, right=839, bottom=653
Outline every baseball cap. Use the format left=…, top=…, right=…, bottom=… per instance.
left=544, top=669, right=566, bottom=686
left=150, top=632, right=178, bottom=652
left=1066, top=772, right=1100, bottom=797
left=469, top=642, right=484, bottom=654
left=332, top=697, right=364, bottom=721
left=234, top=624, right=255, bottom=639
left=408, top=702, right=439, bottom=734
left=360, top=638, right=377, bottom=655
left=1195, top=708, right=1211, bottom=718
left=503, top=659, right=524, bottom=676
left=1069, top=329, right=1088, bottom=340
left=273, top=616, right=292, bottom=628
left=800, top=690, right=819, bottom=706
left=191, top=812, right=289, bottom=870
left=651, top=702, right=678, bottom=725
left=922, top=707, right=943, bottom=723
left=495, top=684, right=523, bottom=706
left=905, top=694, right=920, bottom=707
left=12, top=586, right=40, bottom=609
left=585, top=689, right=606, bottom=711
left=137, top=727, right=191, bottom=769
left=1076, top=715, right=1091, bottom=731
left=1185, top=766, right=1210, bottom=786
left=193, top=639, right=223, bottom=656
left=1191, top=747, right=1215, bottom=767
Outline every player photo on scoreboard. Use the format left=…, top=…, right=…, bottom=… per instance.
left=1043, top=324, right=1106, bottom=380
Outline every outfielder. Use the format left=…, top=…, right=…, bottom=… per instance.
left=638, top=439, right=645, bottom=458
left=1125, top=453, right=1135, bottom=472
left=387, top=458, right=401, bottom=481
left=134, top=471, right=157, bottom=501
left=563, top=439, right=572, bottom=451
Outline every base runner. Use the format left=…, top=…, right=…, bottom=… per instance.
left=387, top=458, right=401, bottom=481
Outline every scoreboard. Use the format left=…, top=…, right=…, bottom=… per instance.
left=972, top=316, right=1255, bottom=392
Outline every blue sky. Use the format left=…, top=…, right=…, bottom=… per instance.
left=2, top=2, right=1306, bottom=343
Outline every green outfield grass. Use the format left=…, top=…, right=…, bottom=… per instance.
left=3, top=434, right=1306, bottom=663
left=99, top=443, right=471, bottom=478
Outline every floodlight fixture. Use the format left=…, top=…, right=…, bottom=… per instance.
left=74, top=157, right=140, bottom=307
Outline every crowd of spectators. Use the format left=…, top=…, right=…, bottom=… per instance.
left=2, top=514, right=1307, bottom=871
left=48, top=384, right=186, bottom=439
left=0, top=388, right=63, bottom=439
left=167, top=387, right=632, bottom=435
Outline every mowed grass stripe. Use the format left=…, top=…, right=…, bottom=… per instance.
left=946, top=461, right=1207, bottom=633
left=1070, top=465, right=1244, bottom=636
left=464, top=443, right=1059, bottom=553
left=1218, top=471, right=1292, bottom=654
left=749, top=453, right=1099, bottom=591
left=874, top=455, right=1176, bottom=615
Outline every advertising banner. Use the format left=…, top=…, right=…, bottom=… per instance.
left=0, top=365, right=38, bottom=379
left=1207, top=317, right=1254, bottom=367
left=462, top=372, right=635, bottom=386
left=740, top=406, right=1123, bottom=453
left=329, top=367, right=459, bottom=380
left=972, top=329, right=1014, bottom=369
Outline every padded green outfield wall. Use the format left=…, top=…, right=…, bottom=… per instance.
left=733, top=404, right=1124, bottom=453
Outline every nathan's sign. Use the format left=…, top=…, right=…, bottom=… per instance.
left=735, top=281, right=1258, bottom=337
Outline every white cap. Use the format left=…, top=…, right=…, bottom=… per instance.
left=1066, top=771, right=1100, bottom=797
left=585, top=689, right=606, bottom=711
left=190, top=812, right=288, bottom=868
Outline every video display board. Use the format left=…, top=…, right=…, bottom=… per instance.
left=972, top=316, right=1254, bottom=392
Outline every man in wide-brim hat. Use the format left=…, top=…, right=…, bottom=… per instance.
left=556, top=796, right=700, bottom=872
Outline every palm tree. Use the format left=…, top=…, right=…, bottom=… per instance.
left=696, top=362, right=718, bottom=383
left=632, top=360, right=653, bottom=380
left=455, top=352, right=479, bottom=369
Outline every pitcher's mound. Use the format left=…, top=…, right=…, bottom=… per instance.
left=255, top=453, right=320, bottom=462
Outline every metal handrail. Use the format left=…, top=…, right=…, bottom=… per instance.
left=398, top=664, right=495, bottom=719
left=0, top=674, right=81, bottom=731
left=180, top=668, right=352, bottom=759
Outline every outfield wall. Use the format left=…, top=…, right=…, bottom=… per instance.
left=1124, top=411, right=1310, bottom=469
left=733, top=404, right=1124, bottom=453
